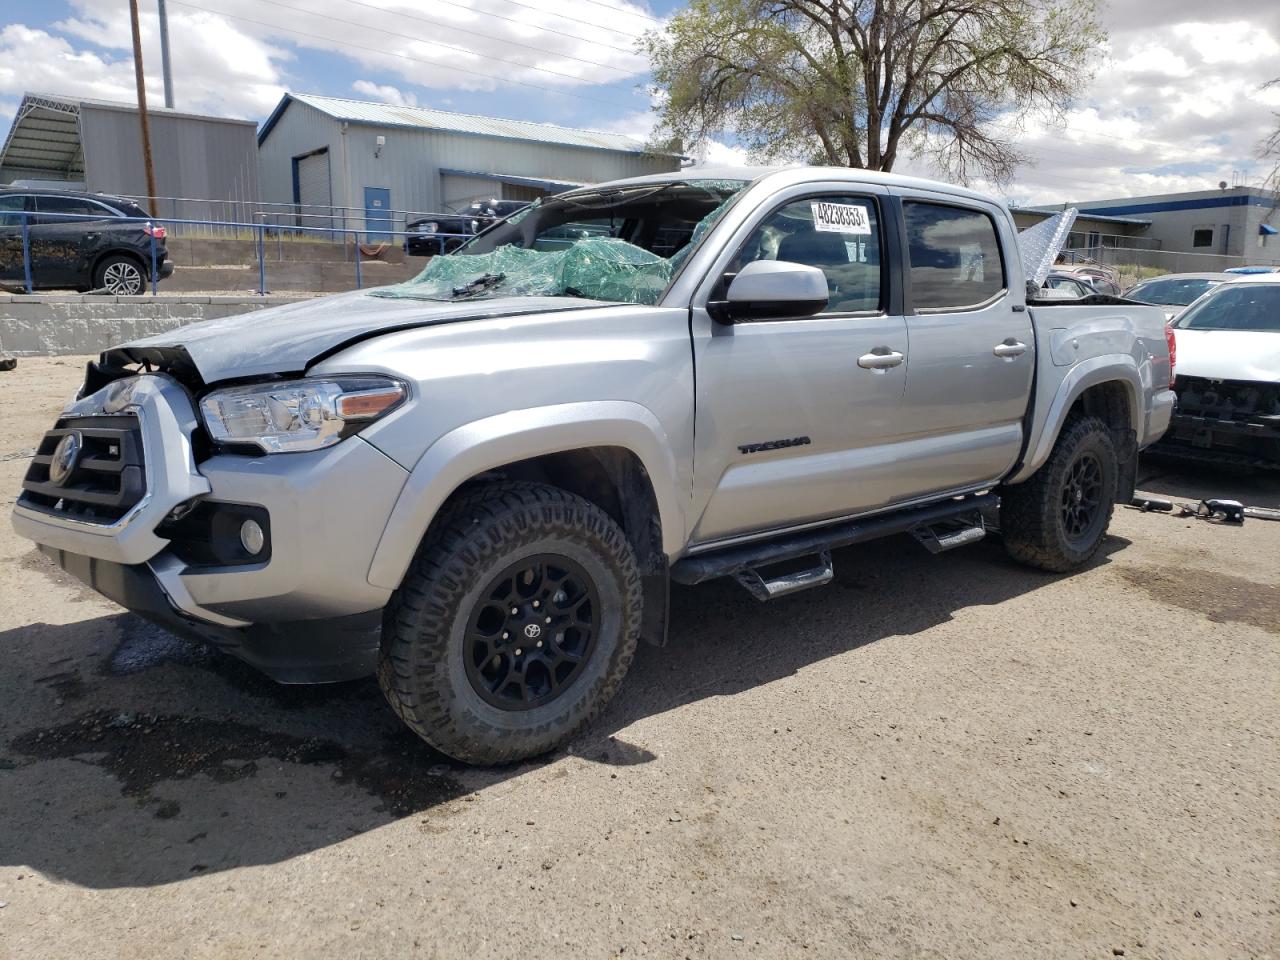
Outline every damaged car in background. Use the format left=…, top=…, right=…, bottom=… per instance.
left=1153, top=274, right=1280, bottom=468
left=1125, top=272, right=1235, bottom=321
left=404, top=199, right=531, bottom=256
left=12, top=169, right=1175, bottom=765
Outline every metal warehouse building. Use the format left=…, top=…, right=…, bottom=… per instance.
left=256, top=93, right=682, bottom=236
left=1029, top=186, right=1280, bottom=258
left=0, top=92, right=260, bottom=218
left=1069, top=186, right=1280, bottom=258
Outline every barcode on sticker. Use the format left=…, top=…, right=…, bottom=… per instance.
left=812, top=201, right=871, bottom=235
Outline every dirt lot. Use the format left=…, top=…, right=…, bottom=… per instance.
left=0, top=356, right=1276, bottom=960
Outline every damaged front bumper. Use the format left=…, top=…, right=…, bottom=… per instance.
left=1152, top=375, right=1280, bottom=468
left=11, top=374, right=410, bottom=682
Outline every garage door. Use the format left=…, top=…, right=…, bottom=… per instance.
left=295, top=150, right=332, bottom=231
left=441, top=173, right=499, bottom=212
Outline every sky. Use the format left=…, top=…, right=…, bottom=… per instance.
left=1, top=0, right=1278, bottom=206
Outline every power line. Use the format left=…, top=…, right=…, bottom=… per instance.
left=335, top=0, right=647, bottom=56
left=416, top=0, right=657, bottom=38
left=169, top=0, right=645, bottom=109
left=570, top=0, right=664, bottom=24
left=326, top=0, right=643, bottom=67
left=244, top=0, right=639, bottom=86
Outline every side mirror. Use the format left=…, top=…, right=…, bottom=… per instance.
left=723, top=260, right=829, bottom=322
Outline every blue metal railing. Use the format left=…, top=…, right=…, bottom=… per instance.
left=4, top=210, right=474, bottom=297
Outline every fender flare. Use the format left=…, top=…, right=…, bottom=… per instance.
left=366, top=400, right=686, bottom=590
left=1008, top=355, right=1143, bottom=485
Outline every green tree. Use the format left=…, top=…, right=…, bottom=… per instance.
left=644, top=0, right=1102, bottom=183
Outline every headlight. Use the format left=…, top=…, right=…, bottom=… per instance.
left=418, top=222, right=438, bottom=234
left=200, top=376, right=406, bottom=453
left=470, top=219, right=479, bottom=233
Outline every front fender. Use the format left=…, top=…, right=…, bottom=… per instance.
left=366, top=400, right=686, bottom=590
left=1008, top=355, right=1143, bottom=485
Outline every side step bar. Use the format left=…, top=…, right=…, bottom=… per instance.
left=733, top=551, right=834, bottom=601
left=912, top=513, right=987, bottom=554
left=671, top=493, right=997, bottom=593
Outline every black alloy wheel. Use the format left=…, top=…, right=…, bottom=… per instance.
left=1000, top=415, right=1119, bottom=573
left=464, top=554, right=599, bottom=711
left=377, top=481, right=642, bottom=765
left=1060, top=451, right=1104, bottom=544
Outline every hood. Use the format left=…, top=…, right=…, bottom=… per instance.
left=1175, top=328, right=1280, bottom=382
left=107, top=288, right=610, bottom=384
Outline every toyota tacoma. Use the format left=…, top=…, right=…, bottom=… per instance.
left=12, top=168, right=1176, bottom=764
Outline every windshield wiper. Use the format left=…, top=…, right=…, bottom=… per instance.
left=451, top=272, right=506, bottom=298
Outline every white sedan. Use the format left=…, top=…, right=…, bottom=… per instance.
left=1155, top=274, right=1280, bottom=467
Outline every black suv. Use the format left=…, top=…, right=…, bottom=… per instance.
left=404, top=199, right=530, bottom=256
left=0, top=188, right=174, bottom=294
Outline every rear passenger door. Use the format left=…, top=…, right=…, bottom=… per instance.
left=894, top=195, right=1034, bottom=492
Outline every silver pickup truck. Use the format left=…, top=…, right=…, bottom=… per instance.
left=12, top=167, right=1176, bottom=764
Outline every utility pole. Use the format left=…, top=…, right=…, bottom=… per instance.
left=128, top=0, right=158, bottom=210
left=157, top=0, right=175, bottom=109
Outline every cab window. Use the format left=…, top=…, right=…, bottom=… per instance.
left=904, top=202, right=1005, bottom=310
left=736, top=196, right=882, bottom=314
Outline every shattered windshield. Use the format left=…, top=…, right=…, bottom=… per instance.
left=374, top=179, right=748, bottom=305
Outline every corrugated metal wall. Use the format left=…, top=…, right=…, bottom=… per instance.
left=257, top=100, right=681, bottom=233
left=80, top=106, right=260, bottom=221
left=257, top=101, right=342, bottom=224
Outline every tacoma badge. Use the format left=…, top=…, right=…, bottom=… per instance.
left=738, top=436, right=811, bottom=455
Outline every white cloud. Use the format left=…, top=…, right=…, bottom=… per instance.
left=0, top=0, right=655, bottom=134
left=694, top=140, right=750, bottom=168
left=40, top=5, right=289, bottom=119
left=351, top=80, right=418, bottom=107
left=894, top=10, right=1280, bottom=205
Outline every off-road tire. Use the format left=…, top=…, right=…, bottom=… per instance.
left=93, top=254, right=146, bottom=295
left=1001, top=415, right=1118, bottom=573
left=377, top=482, right=642, bottom=765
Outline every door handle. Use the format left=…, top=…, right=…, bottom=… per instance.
left=857, top=347, right=905, bottom=371
left=993, top=339, right=1027, bottom=360
left=83, top=232, right=99, bottom=241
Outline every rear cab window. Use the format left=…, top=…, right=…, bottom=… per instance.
left=903, top=201, right=1006, bottom=311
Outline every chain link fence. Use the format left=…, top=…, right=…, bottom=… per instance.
left=1062, top=245, right=1280, bottom=290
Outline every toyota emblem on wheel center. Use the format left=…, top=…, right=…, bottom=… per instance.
left=523, top=623, right=542, bottom=639
left=48, top=432, right=82, bottom=486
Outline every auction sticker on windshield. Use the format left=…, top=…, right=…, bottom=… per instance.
left=812, top=201, right=872, bottom=235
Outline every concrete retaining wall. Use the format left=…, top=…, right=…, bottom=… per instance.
left=0, top=294, right=307, bottom=356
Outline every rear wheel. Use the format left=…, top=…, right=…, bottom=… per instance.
left=1001, top=415, right=1118, bottom=572
left=94, top=255, right=145, bottom=295
left=378, top=482, right=642, bottom=765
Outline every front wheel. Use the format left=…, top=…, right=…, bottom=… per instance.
left=378, top=482, right=643, bottom=765
left=1000, top=415, right=1118, bottom=573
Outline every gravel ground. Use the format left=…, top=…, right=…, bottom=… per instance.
left=0, top=356, right=1276, bottom=960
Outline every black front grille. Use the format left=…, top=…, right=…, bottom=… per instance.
left=19, top=415, right=146, bottom=524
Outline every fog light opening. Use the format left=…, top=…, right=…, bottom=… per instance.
left=239, top=518, right=265, bottom=556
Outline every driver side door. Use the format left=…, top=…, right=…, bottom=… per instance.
left=688, top=186, right=915, bottom=545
